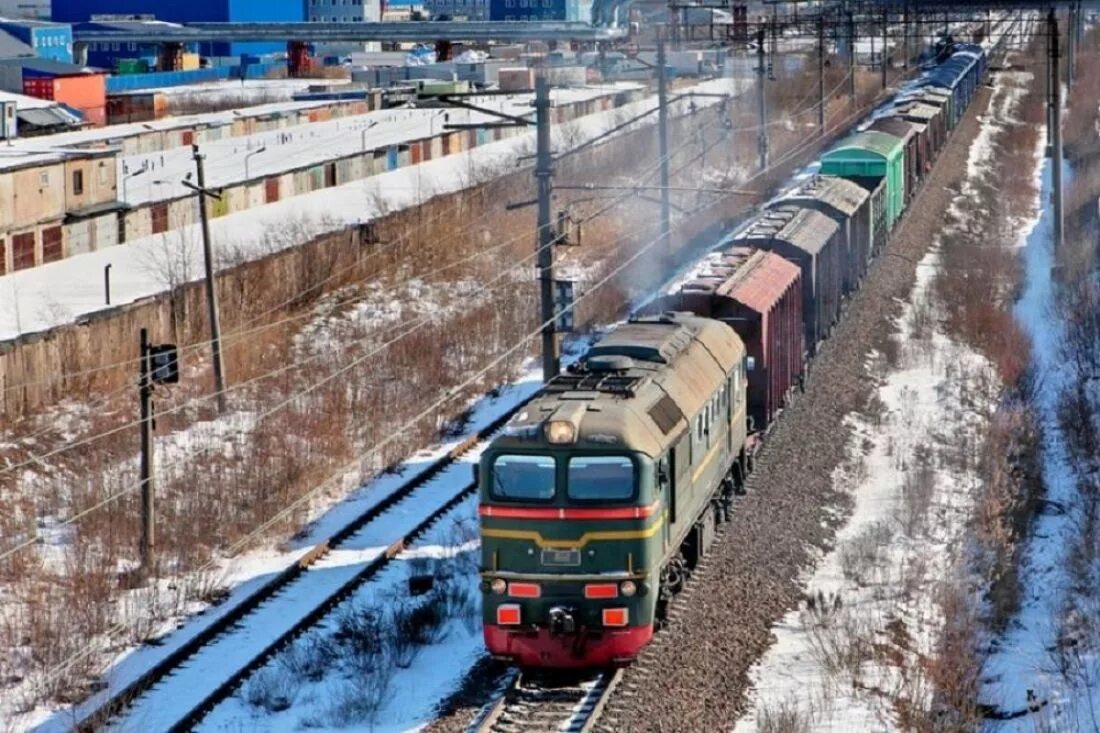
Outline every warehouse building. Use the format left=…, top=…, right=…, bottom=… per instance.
left=51, top=0, right=305, bottom=58
left=0, top=57, right=107, bottom=125
left=0, top=19, right=74, bottom=62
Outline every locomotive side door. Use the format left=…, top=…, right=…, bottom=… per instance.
left=658, top=451, right=674, bottom=552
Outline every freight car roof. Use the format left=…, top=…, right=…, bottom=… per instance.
left=778, top=174, right=869, bottom=217
left=824, top=130, right=904, bottom=160
left=494, top=313, right=742, bottom=458
left=718, top=249, right=801, bottom=315
left=735, top=206, right=839, bottom=257
left=867, top=117, right=917, bottom=143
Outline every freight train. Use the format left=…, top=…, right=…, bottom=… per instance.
left=477, top=37, right=993, bottom=668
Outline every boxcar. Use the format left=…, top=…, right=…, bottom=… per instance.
left=731, top=206, right=842, bottom=353
left=820, top=130, right=907, bottom=232
left=867, top=118, right=921, bottom=201
left=776, top=174, right=872, bottom=295
left=889, top=101, right=945, bottom=162
left=649, top=248, right=803, bottom=431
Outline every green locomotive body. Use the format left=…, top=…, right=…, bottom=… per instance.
left=478, top=313, right=748, bottom=667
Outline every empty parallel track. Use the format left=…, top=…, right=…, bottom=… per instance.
left=78, top=404, right=525, bottom=732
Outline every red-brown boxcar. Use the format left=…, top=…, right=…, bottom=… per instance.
left=773, top=174, right=871, bottom=297
left=649, top=248, right=803, bottom=431
left=731, top=206, right=842, bottom=354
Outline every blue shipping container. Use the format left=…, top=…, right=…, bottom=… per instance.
left=488, top=0, right=567, bottom=21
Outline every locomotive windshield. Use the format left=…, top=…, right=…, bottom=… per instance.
left=490, top=454, right=555, bottom=501
left=567, top=456, right=635, bottom=501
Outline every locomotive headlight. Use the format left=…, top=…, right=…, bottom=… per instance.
left=546, top=420, right=576, bottom=444
left=490, top=578, right=507, bottom=595
left=620, top=580, right=637, bottom=597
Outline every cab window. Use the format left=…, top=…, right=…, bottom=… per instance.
left=567, top=456, right=635, bottom=502
left=490, top=454, right=556, bottom=501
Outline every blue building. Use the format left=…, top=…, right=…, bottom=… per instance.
left=0, top=19, right=74, bottom=63
left=486, top=0, right=591, bottom=21
left=52, top=0, right=306, bottom=57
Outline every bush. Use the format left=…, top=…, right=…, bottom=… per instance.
left=242, top=664, right=299, bottom=713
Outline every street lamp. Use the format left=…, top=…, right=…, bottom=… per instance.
left=244, top=145, right=267, bottom=180
left=121, top=165, right=146, bottom=201
left=360, top=120, right=379, bottom=152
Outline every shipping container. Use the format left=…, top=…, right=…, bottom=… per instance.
left=649, top=248, right=803, bottom=430
left=774, top=174, right=871, bottom=295
left=731, top=207, right=843, bottom=353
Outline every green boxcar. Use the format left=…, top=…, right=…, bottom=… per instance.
left=819, top=130, right=906, bottom=232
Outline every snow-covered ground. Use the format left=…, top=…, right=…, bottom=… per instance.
left=980, top=158, right=1096, bottom=728
left=734, top=247, right=995, bottom=731
left=0, top=77, right=738, bottom=342
left=21, top=362, right=546, bottom=732
left=735, top=55, right=1036, bottom=732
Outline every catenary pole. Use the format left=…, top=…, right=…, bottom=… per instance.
left=757, top=24, right=769, bottom=170
left=818, top=14, right=826, bottom=133
left=1050, top=8, right=1064, bottom=254
left=657, top=27, right=672, bottom=259
left=139, top=328, right=155, bottom=577
left=534, top=74, right=559, bottom=382
left=192, top=145, right=227, bottom=413
left=848, top=10, right=856, bottom=109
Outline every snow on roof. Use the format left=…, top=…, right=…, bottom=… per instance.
left=0, top=87, right=55, bottom=109
left=0, top=77, right=733, bottom=342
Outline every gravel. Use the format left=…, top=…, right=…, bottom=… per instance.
left=428, top=82, right=996, bottom=733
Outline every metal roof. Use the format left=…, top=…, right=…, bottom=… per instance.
left=73, top=20, right=627, bottom=44
left=737, top=206, right=839, bottom=257
left=0, top=28, right=34, bottom=59
left=0, top=57, right=104, bottom=74
left=890, top=102, right=940, bottom=122
left=826, top=130, right=904, bottom=159
left=17, top=105, right=81, bottom=128
left=779, top=173, right=869, bottom=216
left=724, top=249, right=801, bottom=316
left=867, top=117, right=917, bottom=143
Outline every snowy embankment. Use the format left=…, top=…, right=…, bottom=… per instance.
left=0, top=77, right=739, bottom=342
left=734, top=63, right=1038, bottom=731
left=981, top=155, right=1100, bottom=727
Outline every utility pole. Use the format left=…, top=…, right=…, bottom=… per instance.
left=756, top=23, right=769, bottom=170
left=817, top=14, right=825, bottom=134
left=848, top=11, right=856, bottom=109
left=191, top=145, right=227, bottom=413
left=534, top=75, right=558, bottom=382
left=657, top=27, right=672, bottom=259
left=139, top=328, right=155, bottom=578
left=1067, top=3, right=1076, bottom=86
left=1045, top=11, right=1053, bottom=148
left=903, top=2, right=910, bottom=70
left=881, top=8, right=888, bottom=90
left=1050, top=8, right=1064, bottom=254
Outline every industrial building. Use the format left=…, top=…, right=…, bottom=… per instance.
left=51, top=0, right=306, bottom=58
left=308, top=0, right=383, bottom=56
left=0, top=147, right=121, bottom=274
left=0, top=19, right=74, bottom=62
left=0, top=57, right=108, bottom=125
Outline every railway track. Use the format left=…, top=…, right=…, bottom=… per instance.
left=472, top=670, right=623, bottom=733
left=78, top=402, right=528, bottom=732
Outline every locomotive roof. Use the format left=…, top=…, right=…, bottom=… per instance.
left=493, top=313, right=742, bottom=458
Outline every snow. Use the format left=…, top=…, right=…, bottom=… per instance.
left=116, top=86, right=638, bottom=207
left=22, top=363, right=547, bottom=732
left=980, top=154, right=1087, bottom=727
left=734, top=248, right=994, bottom=731
left=0, top=77, right=738, bottom=342
left=734, top=54, right=1029, bottom=731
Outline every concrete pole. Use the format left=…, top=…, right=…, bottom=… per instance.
left=192, top=145, right=228, bottom=413
left=657, top=27, right=672, bottom=259
left=757, top=24, right=769, bottom=170
left=1050, top=9, right=1064, bottom=254
left=534, top=75, right=559, bottom=382
left=818, top=14, right=825, bottom=133
left=139, top=328, right=155, bottom=578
